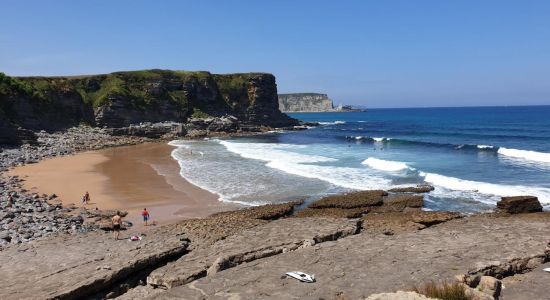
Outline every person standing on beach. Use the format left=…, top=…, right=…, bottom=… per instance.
left=141, top=208, right=150, bottom=226
left=82, top=191, right=90, bottom=205
left=112, top=211, right=122, bottom=240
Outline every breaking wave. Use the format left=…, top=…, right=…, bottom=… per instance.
left=420, top=172, right=550, bottom=205
left=361, top=157, right=411, bottom=172
left=219, top=140, right=392, bottom=190
left=498, top=147, right=550, bottom=163
left=319, top=120, right=346, bottom=125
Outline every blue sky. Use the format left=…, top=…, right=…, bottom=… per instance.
left=1, top=0, right=549, bottom=108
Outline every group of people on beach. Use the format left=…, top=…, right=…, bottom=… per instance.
left=81, top=192, right=152, bottom=240
left=110, top=207, right=151, bottom=240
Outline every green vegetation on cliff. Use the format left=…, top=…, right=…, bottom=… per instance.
left=1, top=69, right=297, bottom=136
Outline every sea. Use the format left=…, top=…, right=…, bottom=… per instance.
left=169, top=106, right=550, bottom=212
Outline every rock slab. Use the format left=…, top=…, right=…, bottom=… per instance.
left=497, top=196, right=542, bottom=214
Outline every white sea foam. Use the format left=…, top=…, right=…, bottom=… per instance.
left=498, top=147, right=550, bottom=163
left=361, top=157, right=411, bottom=172
left=477, top=145, right=494, bottom=149
left=420, top=172, right=550, bottom=204
left=319, top=120, right=346, bottom=125
left=219, top=140, right=392, bottom=190
left=346, top=136, right=390, bottom=142
left=219, top=141, right=336, bottom=164
left=167, top=140, right=191, bottom=149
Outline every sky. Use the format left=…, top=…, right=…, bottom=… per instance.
left=1, top=0, right=549, bottom=108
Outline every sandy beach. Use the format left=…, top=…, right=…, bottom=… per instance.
left=8, top=142, right=235, bottom=227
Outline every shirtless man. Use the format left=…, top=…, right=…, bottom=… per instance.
left=112, top=211, right=122, bottom=240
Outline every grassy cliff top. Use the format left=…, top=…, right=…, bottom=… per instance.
left=2, top=70, right=275, bottom=109
left=13, top=69, right=273, bottom=80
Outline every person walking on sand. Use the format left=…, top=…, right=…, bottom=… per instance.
left=112, top=211, right=122, bottom=240
left=141, top=208, right=150, bottom=226
left=82, top=191, right=90, bottom=205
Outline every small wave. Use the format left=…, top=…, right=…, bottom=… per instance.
left=420, top=172, right=550, bottom=204
left=477, top=145, right=495, bottom=149
left=167, top=140, right=191, bottom=149
left=345, top=136, right=391, bottom=142
left=498, top=147, right=550, bottom=163
left=319, top=120, right=346, bottom=125
left=372, top=137, right=387, bottom=142
left=362, top=157, right=411, bottom=172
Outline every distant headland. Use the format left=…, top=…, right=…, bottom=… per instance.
left=278, top=93, right=366, bottom=112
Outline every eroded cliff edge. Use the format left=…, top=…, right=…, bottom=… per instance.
left=0, top=70, right=298, bottom=144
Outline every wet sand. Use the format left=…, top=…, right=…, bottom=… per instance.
left=8, top=142, right=236, bottom=227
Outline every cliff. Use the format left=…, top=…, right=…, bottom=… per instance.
left=0, top=70, right=298, bottom=143
left=278, top=93, right=334, bottom=112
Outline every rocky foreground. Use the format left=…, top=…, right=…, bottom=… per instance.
left=1, top=186, right=549, bottom=300
left=1, top=126, right=549, bottom=299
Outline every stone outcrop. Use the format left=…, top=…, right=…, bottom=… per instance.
left=496, top=196, right=543, bottom=214
left=156, top=213, right=550, bottom=299
left=501, top=262, right=550, bottom=299
left=308, top=190, right=387, bottom=209
left=371, top=194, right=424, bottom=213
left=278, top=93, right=334, bottom=112
left=0, top=224, right=188, bottom=300
left=146, top=217, right=360, bottom=289
left=0, top=70, right=298, bottom=144
left=294, top=207, right=368, bottom=218
left=388, top=185, right=435, bottom=194
left=362, top=211, right=462, bottom=235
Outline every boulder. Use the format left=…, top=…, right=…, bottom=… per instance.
left=477, top=276, right=502, bottom=298
left=86, top=209, right=128, bottom=218
left=388, top=185, right=434, bottom=193
left=496, top=196, right=542, bottom=214
left=308, top=190, right=387, bottom=209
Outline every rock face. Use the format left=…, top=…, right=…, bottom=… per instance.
left=0, top=70, right=298, bottom=144
left=147, top=217, right=359, bottom=289
left=496, top=196, right=543, bottom=214
left=278, top=93, right=334, bottom=112
left=0, top=224, right=188, bottom=300
left=155, top=213, right=550, bottom=299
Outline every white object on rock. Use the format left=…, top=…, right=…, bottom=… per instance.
left=543, top=267, right=550, bottom=273
left=285, top=271, right=315, bottom=283
left=129, top=235, right=142, bottom=241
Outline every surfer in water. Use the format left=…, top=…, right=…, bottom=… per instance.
left=112, top=211, right=122, bottom=240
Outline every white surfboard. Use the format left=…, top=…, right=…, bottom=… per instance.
left=285, top=271, right=315, bottom=283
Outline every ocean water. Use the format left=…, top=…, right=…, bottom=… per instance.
left=169, top=106, right=550, bottom=212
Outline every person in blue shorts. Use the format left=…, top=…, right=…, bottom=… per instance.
left=141, top=208, right=150, bottom=226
